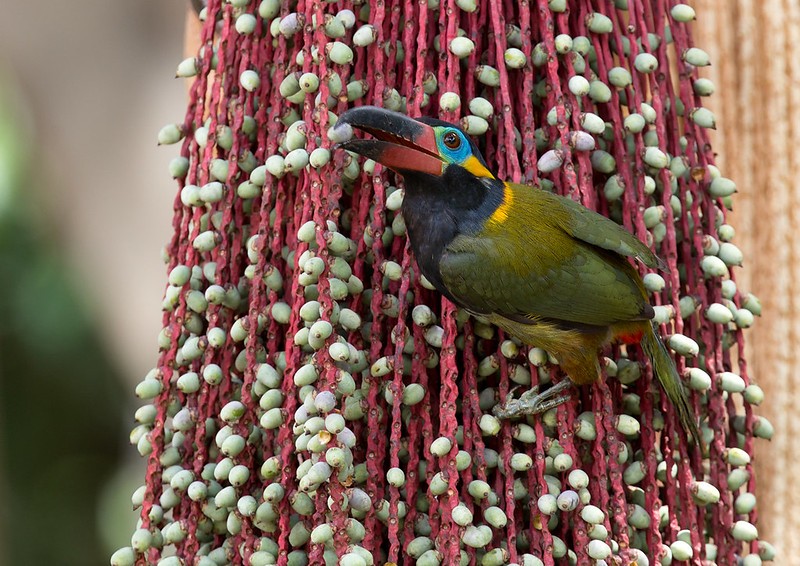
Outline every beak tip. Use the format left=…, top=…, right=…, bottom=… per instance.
left=327, top=121, right=354, bottom=144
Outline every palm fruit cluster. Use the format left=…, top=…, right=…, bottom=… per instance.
left=114, top=0, right=773, bottom=564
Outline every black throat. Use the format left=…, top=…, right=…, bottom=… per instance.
left=399, top=165, right=504, bottom=300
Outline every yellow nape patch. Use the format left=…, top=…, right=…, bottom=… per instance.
left=488, top=183, right=514, bottom=225
left=463, top=155, right=494, bottom=179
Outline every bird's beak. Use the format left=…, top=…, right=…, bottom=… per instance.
left=333, top=106, right=443, bottom=176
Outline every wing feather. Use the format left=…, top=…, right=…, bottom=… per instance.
left=439, top=185, right=654, bottom=327
left=541, top=187, right=662, bottom=269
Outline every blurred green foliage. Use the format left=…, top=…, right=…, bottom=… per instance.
left=0, top=77, right=126, bottom=565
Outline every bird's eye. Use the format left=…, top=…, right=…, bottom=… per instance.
left=442, top=131, right=461, bottom=150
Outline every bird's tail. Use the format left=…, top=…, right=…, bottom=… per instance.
left=641, top=322, right=702, bottom=447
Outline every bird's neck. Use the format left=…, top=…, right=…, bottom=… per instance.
left=399, top=167, right=504, bottom=296
left=403, top=167, right=504, bottom=232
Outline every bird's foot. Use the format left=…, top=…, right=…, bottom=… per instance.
left=492, top=380, right=574, bottom=419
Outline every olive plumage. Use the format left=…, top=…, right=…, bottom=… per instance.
left=335, top=106, right=700, bottom=446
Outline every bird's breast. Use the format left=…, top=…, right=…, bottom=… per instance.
left=401, top=193, right=459, bottom=295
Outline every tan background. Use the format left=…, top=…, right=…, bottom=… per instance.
left=0, top=0, right=794, bottom=560
left=0, top=2, right=185, bottom=560
left=693, top=0, right=799, bottom=556
left=0, top=0, right=185, bottom=381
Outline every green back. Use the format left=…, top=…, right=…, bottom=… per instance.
left=439, top=183, right=656, bottom=327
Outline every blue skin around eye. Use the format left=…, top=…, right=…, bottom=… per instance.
left=435, top=128, right=471, bottom=164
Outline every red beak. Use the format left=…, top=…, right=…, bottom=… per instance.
left=334, top=106, right=443, bottom=176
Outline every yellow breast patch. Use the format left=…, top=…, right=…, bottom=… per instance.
left=488, top=183, right=514, bottom=225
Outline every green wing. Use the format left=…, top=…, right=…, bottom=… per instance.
left=546, top=188, right=661, bottom=269
left=438, top=185, right=654, bottom=327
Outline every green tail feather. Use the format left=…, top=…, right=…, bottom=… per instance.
left=641, top=323, right=702, bottom=447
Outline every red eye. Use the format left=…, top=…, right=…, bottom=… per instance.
left=443, top=131, right=461, bottom=149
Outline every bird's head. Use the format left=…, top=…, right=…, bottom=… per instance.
left=333, top=106, right=495, bottom=182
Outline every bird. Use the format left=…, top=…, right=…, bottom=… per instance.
left=333, top=105, right=701, bottom=446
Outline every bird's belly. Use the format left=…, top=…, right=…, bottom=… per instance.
left=483, top=313, right=614, bottom=385
left=483, top=313, right=609, bottom=352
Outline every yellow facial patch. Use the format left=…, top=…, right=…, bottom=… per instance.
left=488, top=183, right=514, bottom=225
left=462, top=155, right=495, bottom=179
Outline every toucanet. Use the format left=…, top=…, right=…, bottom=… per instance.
left=334, top=106, right=701, bottom=446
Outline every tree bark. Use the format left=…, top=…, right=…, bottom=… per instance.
left=694, top=0, right=800, bottom=557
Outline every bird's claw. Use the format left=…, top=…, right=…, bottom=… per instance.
left=492, top=386, right=538, bottom=419
left=492, top=381, right=575, bottom=419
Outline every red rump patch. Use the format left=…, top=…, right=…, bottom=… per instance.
left=616, top=329, right=645, bottom=344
